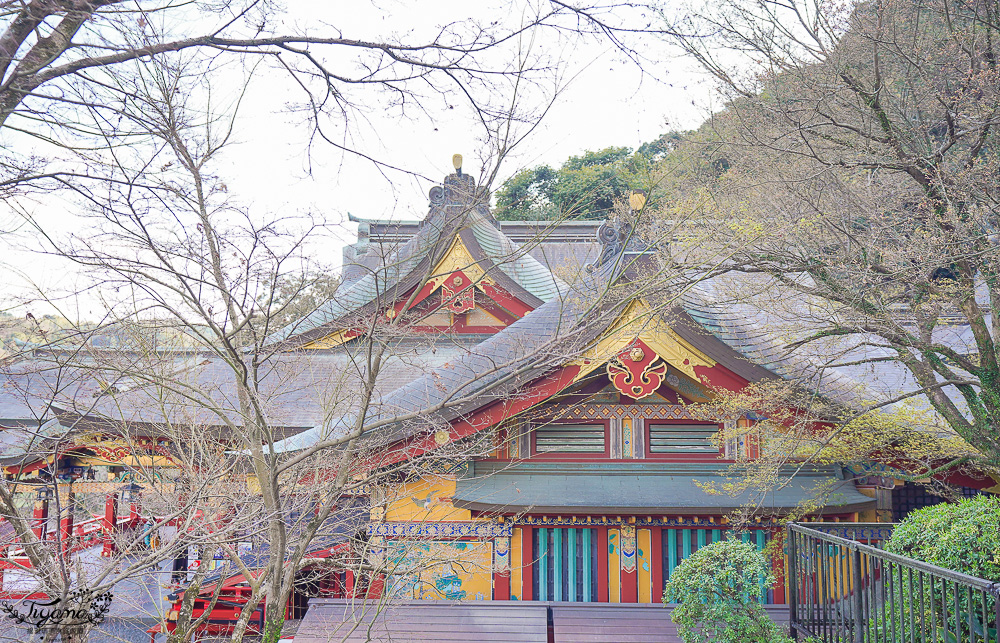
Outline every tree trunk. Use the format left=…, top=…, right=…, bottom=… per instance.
left=261, top=601, right=286, bottom=643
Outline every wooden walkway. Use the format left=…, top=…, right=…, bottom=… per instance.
left=296, top=599, right=791, bottom=643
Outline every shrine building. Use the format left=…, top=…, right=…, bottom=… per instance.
left=4, top=162, right=996, bottom=639
left=263, top=165, right=889, bottom=606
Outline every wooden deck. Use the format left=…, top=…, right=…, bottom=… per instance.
left=295, top=599, right=791, bottom=643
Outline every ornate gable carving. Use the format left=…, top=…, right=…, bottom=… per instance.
left=606, top=339, right=667, bottom=399
left=571, top=299, right=717, bottom=388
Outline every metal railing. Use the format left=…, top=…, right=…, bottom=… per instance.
left=788, top=523, right=1000, bottom=642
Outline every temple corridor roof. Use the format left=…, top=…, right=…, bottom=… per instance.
left=452, top=461, right=875, bottom=514
left=0, top=335, right=489, bottom=436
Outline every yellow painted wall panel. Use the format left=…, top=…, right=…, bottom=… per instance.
left=609, top=528, right=621, bottom=603
left=637, top=528, right=652, bottom=603
left=511, top=528, right=523, bottom=601
left=387, top=540, right=493, bottom=601
left=383, top=475, right=471, bottom=522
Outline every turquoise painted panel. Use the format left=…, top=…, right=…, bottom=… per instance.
left=667, top=530, right=677, bottom=578
left=756, top=530, right=767, bottom=600
left=553, top=528, right=563, bottom=601
left=538, top=528, right=548, bottom=600
left=567, top=528, right=577, bottom=601
left=659, top=528, right=777, bottom=605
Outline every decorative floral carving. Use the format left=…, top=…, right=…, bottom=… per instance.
left=367, top=521, right=513, bottom=539
left=620, top=525, right=637, bottom=573
left=494, top=537, right=510, bottom=573
left=606, top=339, right=667, bottom=399
left=441, top=284, right=474, bottom=313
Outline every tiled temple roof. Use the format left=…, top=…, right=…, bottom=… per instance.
left=675, top=272, right=978, bottom=432
left=266, top=281, right=607, bottom=453
left=3, top=170, right=978, bottom=452
left=0, top=335, right=488, bottom=435
left=269, top=173, right=563, bottom=347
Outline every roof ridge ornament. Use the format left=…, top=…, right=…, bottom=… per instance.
left=426, top=154, right=494, bottom=223
left=588, top=189, right=654, bottom=271
left=587, top=219, right=652, bottom=272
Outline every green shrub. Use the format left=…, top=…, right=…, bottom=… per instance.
left=874, top=495, right=1000, bottom=641
left=662, top=539, right=795, bottom=643
left=885, top=494, right=1000, bottom=581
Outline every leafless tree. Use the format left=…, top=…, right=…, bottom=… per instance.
left=0, top=347, right=266, bottom=643
left=655, top=0, right=1000, bottom=483
left=0, top=40, right=706, bottom=643
left=0, top=0, right=673, bottom=207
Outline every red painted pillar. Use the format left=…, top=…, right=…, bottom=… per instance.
left=101, top=492, right=118, bottom=557
left=620, top=570, right=638, bottom=602
left=59, top=490, right=75, bottom=555
left=31, top=489, right=49, bottom=540
left=620, top=525, right=638, bottom=603
left=60, top=515, right=74, bottom=553
left=771, top=528, right=786, bottom=604
left=650, top=527, right=664, bottom=603
left=345, top=570, right=356, bottom=597
left=494, top=569, right=511, bottom=600
left=493, top=576, right=511, bottom=600
left=494, top=573, right=511, bottom=600
left=596, top=527, right=609, bottom=602
left=366, top=575, right=385, bottom=599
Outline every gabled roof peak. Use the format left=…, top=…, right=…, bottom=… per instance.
left=268, top=168, right=561, bottom=346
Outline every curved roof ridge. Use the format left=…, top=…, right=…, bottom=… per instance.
left=678, top=274, right=913, bottom=410
left=268, top=172, right=565, bottom=346
left=265, top=277, right=615, bottom=454
left=463, top=207, right=564, bottom=302
left=267, top=207, right=450, bottom=345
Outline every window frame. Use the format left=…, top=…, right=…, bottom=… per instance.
left=644, top=421, right=724, bottom=460
left=530, top=420, right=611, bottom=459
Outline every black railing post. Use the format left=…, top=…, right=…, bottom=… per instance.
left=993, top=582, right=1000, bottom=643
left=852, top=547, right=865, bottom=643
left=788, top=523, right=799, bottom=641
left=785, top=523, right=1000, bottom=643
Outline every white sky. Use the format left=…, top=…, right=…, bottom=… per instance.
left=1, top=0, right=722, bottom=319
left=224, top=0, right=718, bottom=220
